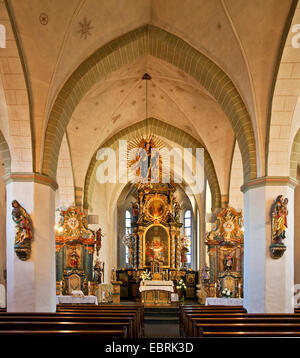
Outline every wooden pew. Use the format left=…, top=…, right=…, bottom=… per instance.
left=0, top=303, right=144, bottom=339
left=0, top=328, right=127, bottom=339
left=200, top=330, right=300, bottom=337
left=180, top=305, right=247, bottom=336
left=0, top=320, right=131, bottom=338
left=189, top=315, right=300, bottom=337
left=180, top=306, right=300, bottom=337
left=55, top=310, right=142, bottom=338
left=56, top=303, right=144, bottom=337
left=196, top=323, right=300, bottom=337
left=0, top=313, right=136, bottom=338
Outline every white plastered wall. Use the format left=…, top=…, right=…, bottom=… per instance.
left=55, top=134, right=75, bottom=211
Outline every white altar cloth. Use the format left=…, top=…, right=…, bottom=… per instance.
left=205, top=297, right=243, bottom=306
left=56, top=295, right=98, bottom=305
left=139, top=280, right=174, bottom=293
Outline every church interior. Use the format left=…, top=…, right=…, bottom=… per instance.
left=1, top=0, right=300, bottom=341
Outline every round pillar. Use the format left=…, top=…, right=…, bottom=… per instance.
left=4, top=173, right=57, bottom=312
left=242, top=177, right=296, bottom=313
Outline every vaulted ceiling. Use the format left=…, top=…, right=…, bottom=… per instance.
left=3, top=0, right=295, bottom=197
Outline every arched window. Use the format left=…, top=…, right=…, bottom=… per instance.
left=125, top=210, right=132, bottom=264
left=184, top=209, right=192, bottom=266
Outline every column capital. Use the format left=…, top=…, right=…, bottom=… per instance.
left=241, top=176, right=298, bottom=193
left=2, top=172, right=58, bottom=191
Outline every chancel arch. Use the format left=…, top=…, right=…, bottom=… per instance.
left=83, top=117, right=221, bottom=214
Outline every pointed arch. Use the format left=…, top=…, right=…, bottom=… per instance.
left=42, top=25, right=257, bottom=184
left=83, top=118, right=221, bottom=212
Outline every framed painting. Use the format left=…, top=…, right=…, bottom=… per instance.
left=143, top=224, right=170, bottom=268
left=64, top=245, right=83, bottom=270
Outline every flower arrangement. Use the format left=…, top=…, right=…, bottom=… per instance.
left=176, top=279, right=187, bottom=291
left=176, top=279, right=187, bottom=304
left=140, top=269, right=151, bottom=281
left=221, top=287, right=232, bottom=298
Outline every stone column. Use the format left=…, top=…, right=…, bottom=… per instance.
left=242, top=177, right=296, bottom=313
left=75, top=187, right=83, bottom=209
left=138, top=231, right=143, bottom=269
left=221, top=194, right=229, bottom=209
left=4, top=173, right=57, bottom=312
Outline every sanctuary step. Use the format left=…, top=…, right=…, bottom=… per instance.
left=144, top=305, right=180, bottom=323
left=144, top=305, right=180, bottom=338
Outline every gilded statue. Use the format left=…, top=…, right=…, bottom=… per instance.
left=11, top=200, right=33, bottom=261
left=270, top=195, right=288, bottom=259
left=272, top=195, right=288, bottom=244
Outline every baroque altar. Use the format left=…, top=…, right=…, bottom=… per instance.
left=119, top=182, right=198, bottom=301
left=204, top=207, right=244, bottom=298
left=55, top=206, right=103, bottom=296
left=129, top=182, right=183, bottom=271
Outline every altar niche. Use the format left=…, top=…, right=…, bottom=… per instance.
left=144, top=224, right=170, bottom=268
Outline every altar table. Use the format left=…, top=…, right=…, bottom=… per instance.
left=205, top=297, right=243, bottom=306
left=56, top=295, right=98, bottom=305
left=139, top=280, right=174, bottom=304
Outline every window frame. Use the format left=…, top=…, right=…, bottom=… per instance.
left=184, top=209, right=192, bottom=267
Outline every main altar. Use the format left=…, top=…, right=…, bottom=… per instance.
left=139, top=280, right=174, bottom=304
left=118, top=182, right=197, bottom=303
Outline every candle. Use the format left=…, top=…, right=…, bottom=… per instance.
left=214, top=283, right=217, bottom=288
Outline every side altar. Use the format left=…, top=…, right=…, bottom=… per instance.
left=55, top=206, right=103, bottom=296
left=198, top=207, right=244, bottom=301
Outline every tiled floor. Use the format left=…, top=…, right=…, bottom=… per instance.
left=144, top=322, right=180, bottom=338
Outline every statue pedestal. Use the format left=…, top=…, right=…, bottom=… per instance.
left=111, top=281, right=122, bottom=304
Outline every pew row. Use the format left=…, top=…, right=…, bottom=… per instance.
left=0, top=304, right=145, bottom=339
left=180, top=305, right=300, bottom=337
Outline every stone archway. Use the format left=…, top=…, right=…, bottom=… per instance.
left=83, top=117, right=221, bottom=212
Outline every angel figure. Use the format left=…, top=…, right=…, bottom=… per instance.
left=173, top=199, right=181, bottom=221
